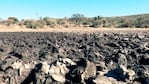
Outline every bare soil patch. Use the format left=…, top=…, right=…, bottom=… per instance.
left=1, top=26, right=149, bottom=33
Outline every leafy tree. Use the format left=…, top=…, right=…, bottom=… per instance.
left=70, top=14, right=86, bottom=25
left=94, top=16, right=103, bottom=21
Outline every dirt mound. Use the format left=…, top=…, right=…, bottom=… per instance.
left=0, top=32, right=149, bottom=84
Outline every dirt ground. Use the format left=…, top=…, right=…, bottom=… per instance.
left=1, top=26, right=149, bottom=33
left=0, top=28, right=149, bottom=84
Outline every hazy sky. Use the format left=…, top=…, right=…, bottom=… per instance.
left=0, top=0, right=149, bottom=19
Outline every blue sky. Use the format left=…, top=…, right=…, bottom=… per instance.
left=0, top=0, right=149, bottom=19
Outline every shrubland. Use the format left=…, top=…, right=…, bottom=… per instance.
left=0, top=14, right=149, bottom=28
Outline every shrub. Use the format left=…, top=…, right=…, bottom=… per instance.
left=43, top=17, right=57, bottom=27
left=24, top=20, right=44, bottom=29
left=89, top=19, right=107, bottom=28
left=90, top=21, right=101, bottom=28
left=1, top=17, right=19, bottom=26
left=34, top=21, right=44, bottom=28
left=138, top=19, right=149, bottom=28
left=1, top=14, right=149, bottom=28
left=57, top=19, right=69, bottom=27
left=7, top=17, right=19, bottom=24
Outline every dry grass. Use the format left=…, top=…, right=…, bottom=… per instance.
left=0, top=25, right=149, bottom=33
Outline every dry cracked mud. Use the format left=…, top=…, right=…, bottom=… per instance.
left=0, top=32, right=149, bottom=84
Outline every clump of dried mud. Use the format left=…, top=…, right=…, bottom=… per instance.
left=0, top=32, right=149, bottom=84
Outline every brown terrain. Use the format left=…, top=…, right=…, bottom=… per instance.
left=0, top=27, right=149, bottom=84
left=1, top=26, right=149, bottom=33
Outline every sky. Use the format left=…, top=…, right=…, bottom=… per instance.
left=0, top=0, right=149, bottom=19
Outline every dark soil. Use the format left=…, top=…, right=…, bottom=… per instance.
left=0, top=32, right=149, bottom=84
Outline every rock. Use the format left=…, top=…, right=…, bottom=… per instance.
left=106, top=60, right=118, bottom=70
left=44, top=77, right=53, bottom=84
left=105, top=65, right=135, bottom=82
left=11, top=61, right=22, bottom=69
left=24, top=62, right=34, bottom=70
left=9, top=51, right=23, bottom=59
left=35, top=72, right=46, bottom=84
left=58, top=47, right=66, bottom=56
left=49, top=62, right=69, bottom=75
left=65, top=66, right=85, bottom=83
left=65, top=58, right=96, bottom=83
left=81, top=60, right=96, bottom=83
left=119, top=48, right=129, bottom=54
left=51, top=74, right=65, bottom=83
left=49, top=59, right=69, bottom=83
left=0, top=72, right=6, bottom=84
left=11, top=61, right=35, bottom=77
left=1, top=31, right=149, bottom=84
left=142, top=43, right=149, bottom=50
left=41, top=61, right=50, bottom=74
left=1, top=56, right=18, bottom=67
left=96, top=62, right=108, bottom=76
left=36, top=79, right=43, bottom=84
left=0, top=45, right=12, bottom=54
left=123, top=38, right=129, bottom=41
left=59, top=58, right=76, bottom=65
left=127, top=69, right=136, bottom=81
left=117, top=54, right=127, bottom=67
left=11, top=60, right=23, bottom=76
left=139, top=55, right=149, bottom=65
left=0, top=48, right=4, bottom=53
left=106, top=42, right=119, bottom=48
left=145, top=78, right=149, bottom=84
left=133, top=81, right=141, bottom=84
left=94, top=52, right=104, bottom=60
left=96, top=61, right=107, bottom=71
left=137, top=34, right=144, bottom=39
left=0, top=82, right=5, bottom=84
left=93, top=76, right=125, bottom=84
left=118, top=65, right=135, bottom=82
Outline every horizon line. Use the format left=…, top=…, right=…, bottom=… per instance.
left=0, top=13, right=149, bottom=20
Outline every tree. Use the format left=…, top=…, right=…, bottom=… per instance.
left=94, top=16, right=103, bottom=21
left=70, top=14, right=86, bottom=25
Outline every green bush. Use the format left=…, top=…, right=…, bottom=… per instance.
left=138, top=19, right=149, bottom=28
left=57, top=19, right=69, bottom=27
left=2, top=17, right=19, bottom=26
left=90, top=21, right=101, bottom=28
left=43, top=17, right=57, bottom=26
left=24, top=20, right=44, bottom=29
left=1, top=14, right=149, bottom=28
left=34, top=21, right=44, bottom=28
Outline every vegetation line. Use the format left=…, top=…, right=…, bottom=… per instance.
left=0, top=14, right=149, bottom=29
